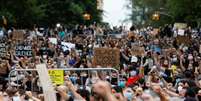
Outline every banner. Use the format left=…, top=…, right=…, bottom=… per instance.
left=131, top=46, right=145, bottom=56
left=15, top=45, right=32, bottom=57
left=12, top=30, right=24, bottom=41
left=48, top=70, right=64, bottom=85
left=93, top=48, right=120, bottom=67
left=0, top=42, right=7, bottom=58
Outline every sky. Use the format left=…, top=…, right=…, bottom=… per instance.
left=103, top=0, right=131, bottom=27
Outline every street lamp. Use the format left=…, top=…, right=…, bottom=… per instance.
left=152, top=12, right=160, bottom=21
left=83, top=13, right=91, bottom=21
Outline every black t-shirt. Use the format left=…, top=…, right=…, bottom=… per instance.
left=25, top=81, right=32, bottom=91
left=47, top=48, right=55, bottom=58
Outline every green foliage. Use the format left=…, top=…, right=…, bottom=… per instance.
left=128, top=0, right=201, bottom=27
left=0, top=0, right=102, bottom=28
left=0, top=9, right=15, bottom=26
left=167, top=0, right=201, bottom=27
left=128, top=0, right=168, bottom=27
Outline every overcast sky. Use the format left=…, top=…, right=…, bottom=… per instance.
left=103, top=0, right=130, bottom=27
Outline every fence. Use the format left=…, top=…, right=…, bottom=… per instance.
left=8, top=68, right=119, bottom=91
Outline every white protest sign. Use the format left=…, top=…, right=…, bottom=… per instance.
left=36, top=64, right=57, bottom=101
left=49, top=38, right=57, bottom=45
left=178, top=29, right=185, bottom=36
left=61, top=42, right=75, bottom=51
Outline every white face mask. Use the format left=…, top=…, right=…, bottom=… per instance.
left=178, top=86, right=183, bottom=93
left=43, top=55, right=47, bottom=59
left=12, top=96, right=21, bottom=101
left=124, top=92, right=133, bottom=101
left=172, top=57, right=178, bottom=62
left=80, top=65, right=84, bottom=68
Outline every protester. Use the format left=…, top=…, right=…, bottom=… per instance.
left=0, top=24, right=201, bottom=101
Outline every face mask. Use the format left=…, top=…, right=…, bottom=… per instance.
left=12, top=96, right=21, bottom=101
left=80, top=65, right=84, bottom=68
left=172, top=58, right=178, bottom=62
left=70, top=77, right=77, bottom=83
left=118, top=81, right=125, bottom=88
left=43, top=55, right=47, bottom=59
left=124, top=92, right=133, bottom=101
left=178, top=86, right=183, bottom=93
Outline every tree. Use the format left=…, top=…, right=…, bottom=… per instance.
left=0, top=0, right=45, bottom=28
left=128, top=0, right=201, bottom=27
left=0, top=0, right=102, bottom=28
left=127, top=0, right=169, bottom=27
left=167, top=0, right=201, bottom=27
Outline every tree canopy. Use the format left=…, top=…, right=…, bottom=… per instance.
left=0, top=0, right=102, bottom=28
left=128, top=0, right=201, bottom=27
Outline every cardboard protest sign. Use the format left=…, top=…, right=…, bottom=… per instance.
left=0, top=60, right=9, bottom=75
left=48, top=70, right=64, bottom=85
left=36, top=64, right=57, bottom=101
left=93, top=48, right=120, bottom=67
left=176, top=36, right=191, bottom=45
left=131, top=46, right=145, bottom=56
left=15, top=45, right=32, bottom=57
left=12, top=30, right=24, bottom=41
left=163, top=48, right=176, bottom=55
left=0, top=42, right=7, bottom=58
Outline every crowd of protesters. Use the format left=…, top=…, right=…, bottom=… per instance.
left=1, top=24, right=201, bottom=101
